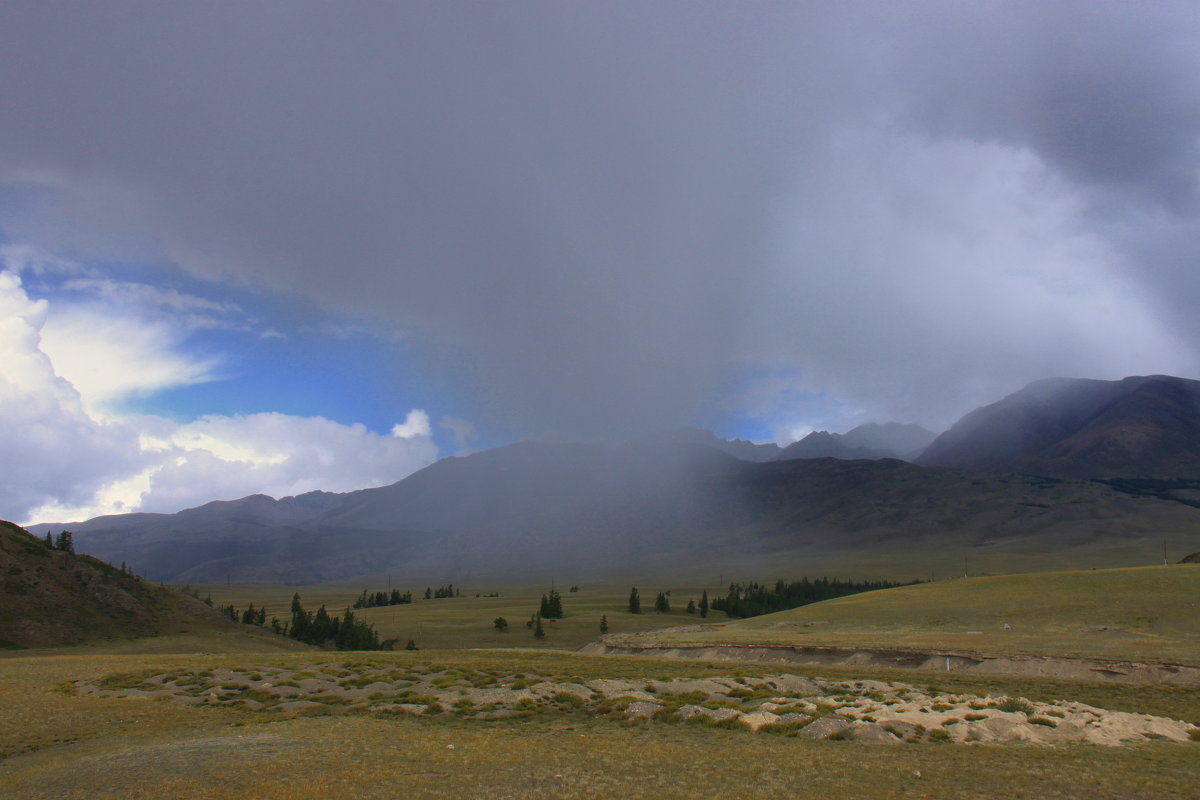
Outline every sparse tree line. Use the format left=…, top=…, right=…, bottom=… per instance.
left=352, top=589, right=413, bottom=608
left=711, top=577, right=918, bottom=618
left=42, top=530, right=75, bottom=555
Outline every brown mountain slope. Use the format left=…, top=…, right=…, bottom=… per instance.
left=0, top=520, right=237, bottom=648
left=918, top=375, right=1200, bottom=479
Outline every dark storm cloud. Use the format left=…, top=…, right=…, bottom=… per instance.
left=2, top=1, right=1199, bottom=437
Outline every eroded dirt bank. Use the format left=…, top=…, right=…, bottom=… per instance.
left=578, top=639, right=1200, bottom=686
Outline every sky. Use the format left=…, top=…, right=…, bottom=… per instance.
left=3, top=1, right=1200, bottom=524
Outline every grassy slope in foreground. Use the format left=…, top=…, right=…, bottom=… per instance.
left=622, top=565, right=1200, bottom=664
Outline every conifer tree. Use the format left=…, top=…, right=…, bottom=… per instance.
left=44, top=532, right=54, bottom=549
left=686, top=599, right=697, bottom=614
left=533, top=612, right=545, bottom=639
left=655, top=591, right=670, bottom=614
left=600, top=615, right=608, bottom=634
left=699, top=589, right=709, bottom=619
left=628, top=587, right=641, bottom=614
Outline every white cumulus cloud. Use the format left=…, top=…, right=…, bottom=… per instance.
left=1, top=270, right=442, bottom=525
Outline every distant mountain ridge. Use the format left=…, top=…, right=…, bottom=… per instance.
left=26, top=374, right=1200, bottom=585
left=30, top=438, right=1200, bottom=584
left=776, top=422, right=936, bottom=462
left=918, top=375, right=1200, bottom=479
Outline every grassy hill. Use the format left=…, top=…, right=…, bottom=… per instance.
left=0, top=521, right=303, bottom=651
left=616, top=565, right=1200, bottom=663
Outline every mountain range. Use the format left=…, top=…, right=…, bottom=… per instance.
left=27, top=375, right=1200, bottom=584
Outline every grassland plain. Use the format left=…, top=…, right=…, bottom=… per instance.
left=2, top=645, right=1200, bottom=799
left=620, top=565, right=1200, bottom=663
left=190, top=579, right=732, bottom=650
left=2, top=569, right=1199, bottom=798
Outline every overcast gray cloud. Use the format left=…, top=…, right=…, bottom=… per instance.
left=2, top=1, right=1199, bottom=438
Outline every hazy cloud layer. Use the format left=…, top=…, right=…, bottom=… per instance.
left=3, top=2, right=1199, bottom=438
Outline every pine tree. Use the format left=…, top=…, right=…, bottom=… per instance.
left=533, top=612, right=545, bottom=639
left=655, top=591, right=670, bottom=614
left=628, top=587, right=641, bottom=614
left=55, top=530, right=74, bottom=554
left=44, top=532, right=54, bottom=549
left=699, top=589, right=709, bottom=619
left=686, top=599, right=697, bottom=614
left=424, top=587, right=432, bottom=599
left=600, top=615, right=608, bottom=634
left=405, top=639, right=419, bottom=650
left=540, top=588, right=563, bottom=619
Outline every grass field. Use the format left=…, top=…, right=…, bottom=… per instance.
left=189, top=578, right=728, bottom=651
left=2, top=644, right=1199, bottom=799
left=631, top=565, right=1200, bottom=663
left=2, top=567, right=1199, bottom=798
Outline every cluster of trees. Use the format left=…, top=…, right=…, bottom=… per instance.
left=711, top=577, right=916, bottom=618
left=215, top=594, right=388, bottom=650
left=352, top=589, right=413, bottom=609
left=221, top=603, right=267, bottom=625
left=629, top=587, right=700, bottom=615
left=287, top=594, right=386, bottom=650
left=539, top=589, right=563, bottom=619
left=43, top=530, right=75, bottom=554
left=425, top=585, right=458, bottom=599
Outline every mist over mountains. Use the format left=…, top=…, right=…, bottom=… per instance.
left=918, top=375, right=1200, bottom=479
left=28, top=375, right=1200, bottom=585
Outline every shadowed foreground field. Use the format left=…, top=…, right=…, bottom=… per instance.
left=2, top=644, right=1199, bottom=799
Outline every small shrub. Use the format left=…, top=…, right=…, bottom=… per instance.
left=553, top=692, right=584, bottom=709
left=1028, top=717, right=1058, bottom=728
left=996, top=697, right=1035, bottom=715
left=964, top=713, right=988, bottom=721
left=929, top=729, right=952, bottom=742
left=1044, top=709, right=1066, bottom=718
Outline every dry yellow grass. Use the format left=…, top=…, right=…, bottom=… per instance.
left=2, top=644, right=1200, bottom=799
left=636, top=565, right=1200, bottom=663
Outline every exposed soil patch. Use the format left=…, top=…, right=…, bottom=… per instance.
left=73, top=661, right=1199, bottom=747
left=580, top=636, right=1200, bottom=686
